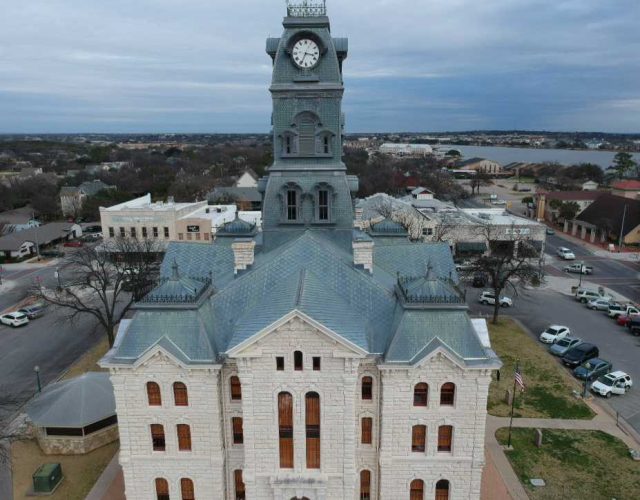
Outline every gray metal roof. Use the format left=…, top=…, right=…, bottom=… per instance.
left=0, top=222, right=77, bottom=251
left=26, top=373, right=115, bottom=428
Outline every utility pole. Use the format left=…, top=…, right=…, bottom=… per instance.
left=618, top=204, right=627, bottom=252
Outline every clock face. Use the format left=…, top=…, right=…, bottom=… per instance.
left=292, top=38, right=320, bottom=69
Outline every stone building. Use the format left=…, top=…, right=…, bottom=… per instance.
left=100, top=3, right=500, bottom=500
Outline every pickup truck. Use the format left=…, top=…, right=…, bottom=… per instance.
left=628, top=316, right=640, bottom=336
left=564, top=263, right=593, bottom=275
left=608, top=304, right=640, bottom=319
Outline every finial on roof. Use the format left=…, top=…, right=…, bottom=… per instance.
left=425, top=261, right=434, bottom=281
left=171, top=259, right=180, bottom=280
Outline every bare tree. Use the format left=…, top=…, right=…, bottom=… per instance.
left=469, top=171, right=492, bottom=196
left=369, top=196, right=425, bottom=240
left=464, top=224, right=541, bottom=324
left=34, top=238, right=162, bottom=347
left=0, top=392, right=24, bottom=464
left=432, top=212, right=458, bottom=243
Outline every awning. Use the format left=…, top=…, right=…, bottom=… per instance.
left=455, top=242, right=487, bottom=253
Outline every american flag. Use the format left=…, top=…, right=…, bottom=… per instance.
left=514, top=366, right=525, bottom=391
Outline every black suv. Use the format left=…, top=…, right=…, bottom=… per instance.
left=562, top=343, right=599, bottom=367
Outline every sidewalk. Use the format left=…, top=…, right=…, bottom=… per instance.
left=551, top=228, right=640, bottom=262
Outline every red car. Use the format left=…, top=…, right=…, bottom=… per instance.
left=617, top=314, right=639, bottom=327
left=63, top=240, right=83, bottom=248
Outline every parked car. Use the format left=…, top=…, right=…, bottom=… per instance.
left=17, top=303, right=48, bottom=320
left=628, top=316, right=640, bottom=336
left=608, top=304, right=640, bottom=319
left=562, top=343, right=599, bottom=367
left=63, top=240, right=83, bottom=248
left=546, top=228, right=555, bottom=235
left=0, top=312, right=29, bottom=327
left=573, top=358, right=612, bottom=380
left=564, top=263, right=593, bottom=275
left=455, top=260, right=475, bottom=272
left=472, top=272, right=488, bottom=288
left=575, top=289, right=607, bottom=304
left=591, top=371, right=633, bottom=398
left=549, top=336, right=582, bottom=357
left=479, top=291, right=512, bottom=307
left=40, top=250, right=65, bottom=258
left=539, top=325, right=571, bottom=344
left=557, top=247, right=576, bottom=260
left=587, top=298, right=613, bottom=311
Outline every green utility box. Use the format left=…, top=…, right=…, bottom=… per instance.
left=32, top=463, right=63, bottom=494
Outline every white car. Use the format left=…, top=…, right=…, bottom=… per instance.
left=590, top=371, right=633, bottom=398
left=478, top=291, right=513, bottom=307
left=557, top=247, right=576, bottom=260
left=539, top=325, right=571, bottom=344
left=0, top=312, right=29, bottom=327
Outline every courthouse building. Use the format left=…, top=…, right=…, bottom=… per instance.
left=101, top=2, right=500, bottom=499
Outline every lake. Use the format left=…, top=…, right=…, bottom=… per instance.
left=436, top=144, right=640, bottom=169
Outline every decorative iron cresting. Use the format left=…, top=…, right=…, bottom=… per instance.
left=286, top=0, right=327, bottom=17
left=140, top=276, right=212, bottom=304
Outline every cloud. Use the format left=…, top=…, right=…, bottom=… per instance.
left=0, top=0, right=638, bottom=132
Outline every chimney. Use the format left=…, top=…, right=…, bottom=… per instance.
left=232, top=238, right=255, bottom=274
left=354, top=207, right=364, bottom=228
left=352, top=234, right=374, bottom=273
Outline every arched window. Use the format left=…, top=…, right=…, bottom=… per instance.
left=440, top=383, right=455, bottom=406
left=278, top=392, right=294, bottom=468
left=232, top=417, right=243, bottom=444
left=305, top=392, right=320, bottom=469
left=435, top=479, right=450, bottom=500
left=361, top=417, right=372, bottom=444
left=287, top=189, right=298, bottom=221
left=361, top=376, right=373, bottom=400
left=173, top=382, right=188, bottom=406
left=410, top=479, right=424, bottom=500
left=180, top=478, right=195, bottom=500
left=317, top=189, right=330, bottom=220
left=230, top=376, right=242, bottom=400
left=177, top=424, right=192, bottom=451
left=147, top=382, right=161, bottom=406
left=155, top=478, right=170, bottom=500
left=234, top=470, right=245, bottom=500
left=414, top=383, right=429, bottom=407
left=151, top=424, right=165, bottom=451
left=438, top=425, right=453, bottom=452
left=411, top=425, right=426, bottom=452
left=294, top=350, right=303, bottom=371
left=360, top=470, right=371, bottom=500
left=294, top=111, right=320, bottom=156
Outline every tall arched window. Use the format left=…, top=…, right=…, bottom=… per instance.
left=361, top=376, right=373, bottom=400
left=361, top=417, right=372, bottom=444
left=440, top=383, right=455, bottom=406
left=234, top=470, right=245, bottom=500
left=411, top=425, right=426, bottom=452
left=151, top=424, right=166, bottom=451
left=278, top=392, right=294, bottom=468
left=435, top=479, right=450, bottom=500
left=317, top=189, right=329, bottom=220
left=180, top=478, right=195, bottom=500
left=438, top=425, right=453, bottom=452
left=177, top=424, right=192, bottom=451
left=232, top=417, right=243, bottom=444
left=414, top=383, right=429, bottom=407
left=155, top=478, right=169, bottom=500
left=286, top=189, right=298, bottom=221
left=230, top=376, right=242, bottom=400
left=305, top=392, right=320, bottom=469
left=173, top=382, right=188, bottom=406
left=147, top=382, right=161, bottom=406
left=360, top=470, right=371, bottom=500
left=410, top=479, right=424, bottom=500
left=294, top=350, right=304, bottom=370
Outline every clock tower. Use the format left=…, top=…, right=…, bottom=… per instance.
left=261, top=0, right=358, bottom=231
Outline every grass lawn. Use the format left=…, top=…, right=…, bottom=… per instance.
left=12, top=439, right=118, bottom=500
left=61, top=336, right=109, bottom=380
left=487, top=319, right=594, bottom=419
left=496, top=428, right=640, bottom=500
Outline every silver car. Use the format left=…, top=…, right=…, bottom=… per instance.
left=549, top=336, right=582, bottom=356
left=587, top=298, right=612, bottom=311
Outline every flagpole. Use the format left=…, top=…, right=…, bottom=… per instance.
left=507, top=359, right=519, bottom=448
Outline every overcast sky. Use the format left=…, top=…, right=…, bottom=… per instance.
left=1, top=0, right=639, bottom=133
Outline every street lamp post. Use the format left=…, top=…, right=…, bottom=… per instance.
left=55, top=268, right=62, bottom=290
left=34, top=365, right=42, bottom=393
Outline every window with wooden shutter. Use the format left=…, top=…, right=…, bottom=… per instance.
left=296, top=112, right=318, bottom=156
left=230, top=376, right=242, bottom=400
left=151, top=424, right=165, bottom=451
left=305, top=392, right=320, bottom=469
left=147, top=382, right=161, bottom=406
left=278, top=392, right=294, bottom=468
left=361, top=417, right=372, bottom=445
left=413, top=383, right=428, bottom=406
left=232, top=417, right=243, bottom=444
left=435, top=479, right=450, bottom=500
left=180, top=478, right=195, bottom=500
left=177, top=424, right=192, bottom=451
left=173, top=382, right=188, bottom=406
left=410, top=479, right=424, bottom=500
left=440, top=383, right=455, bottom=406
left=438, top=425, right=453, bottom=452
left=234, top=470, right=245, bottom=500
left=411, top=425, right=426, bottom=452
left=155, top=478, right=169, bottom=500
left=361, top=376, right=373, bottom=400
left=294, top=350, right=303, bottom=370
left=360, top=470, right=371, bottom=500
